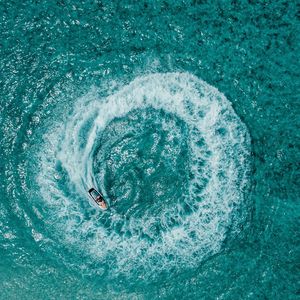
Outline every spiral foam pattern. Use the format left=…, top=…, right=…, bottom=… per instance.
left=25, top=72, right=250, bottom=279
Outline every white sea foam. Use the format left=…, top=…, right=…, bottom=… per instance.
left=34, top=72, right=250, bottom=278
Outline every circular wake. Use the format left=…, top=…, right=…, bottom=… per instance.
left=27, top=72, right=250, bottom=279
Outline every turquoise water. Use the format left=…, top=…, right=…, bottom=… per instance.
left=0, top=1, right=299, bottom=299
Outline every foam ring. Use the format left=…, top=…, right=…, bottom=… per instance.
left=32, top=72, right=250, bottom=278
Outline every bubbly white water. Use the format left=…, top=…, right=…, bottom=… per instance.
left=30, top=72, right=250, bottom=278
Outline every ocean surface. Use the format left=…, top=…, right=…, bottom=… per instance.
left=0, top=1, right=299, bottom=299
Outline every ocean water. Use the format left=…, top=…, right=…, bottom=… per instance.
left=0, top=1, right=299, bottom=299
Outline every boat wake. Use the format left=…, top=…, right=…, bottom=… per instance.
left=23, top=72, right=250, bottom=280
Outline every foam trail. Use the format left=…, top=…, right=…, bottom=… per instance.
left=29, top=72, right=250, bottom=279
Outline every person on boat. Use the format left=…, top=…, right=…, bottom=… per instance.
left=95, top=195, right=107, bottom=210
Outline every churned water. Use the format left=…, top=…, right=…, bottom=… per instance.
left=0, top=1, right=299, bottom=299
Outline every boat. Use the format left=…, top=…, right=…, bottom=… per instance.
left=88, top=188, right=108, bottom=210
